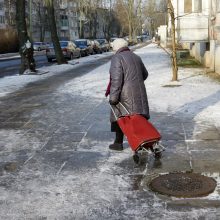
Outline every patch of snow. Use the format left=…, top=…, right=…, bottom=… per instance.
left=59, top=62, right=110, bottom=100
left=58, top=44, right=220, bottom=130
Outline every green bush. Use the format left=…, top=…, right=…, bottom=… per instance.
left=0, top=28, right=19, bottom=54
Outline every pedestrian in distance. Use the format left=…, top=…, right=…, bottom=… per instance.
left=105, top=38, right=150, bottom=151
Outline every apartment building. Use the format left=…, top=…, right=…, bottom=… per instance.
left=170, top=0, right=209, bottom=63
left=0, top=0, right=6, bottom=29
left=160, top=0, right=220, bottom=74
left=209, top=0, right=220, bottom=73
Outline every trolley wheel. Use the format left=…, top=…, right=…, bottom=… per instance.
left=154, top=148, right=162, bottom=159
left=133, top=153, right=139, bottom=164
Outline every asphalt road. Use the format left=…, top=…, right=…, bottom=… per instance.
left=0, top=53, right=53, bottom=78
left=0, top=42, right=151, bottom=79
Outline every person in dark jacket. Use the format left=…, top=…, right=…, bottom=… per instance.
left=105, top=38, right=150, bottom=151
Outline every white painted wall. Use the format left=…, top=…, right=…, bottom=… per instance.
left=215, top=45, right=220, bottom=74
left=158, top=25, right=167, bottom=47
left=173, top=0, right=210, bottom=42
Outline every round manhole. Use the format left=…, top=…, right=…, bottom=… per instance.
left=149, top=173, right=217, bottom=198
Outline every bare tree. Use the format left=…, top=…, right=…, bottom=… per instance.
left=76, top=0, right=117, bottom=39
left=5, top=0, right=16, bottom=27
left=114, top=0, right=143, bottom=43
left=143, top=0, right=156, bottom=37
left=16, top=0, right=36, bottom=74
left=97, top=0, right=121, bottom=39
left=77, top=0, right=90, bottom=38
left=127, top=0, right=135, bottom=43
left=132, top=0, right=142, bottom=42
left=32, top=0, right=48, bottom=42
left=114, top=0, right=129, bottom=37
left=44, top=0, right=66, bottom=64
left=167, top=0, right=178, bottom=81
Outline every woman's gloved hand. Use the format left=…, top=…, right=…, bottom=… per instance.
left=109, top=100, right=119, bottom=105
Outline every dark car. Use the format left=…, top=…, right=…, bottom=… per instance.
left=74, top=39, right=94, bottom=56
left=96, top=39, right=110, bottom=52
left=46, top=41, right=81, bottom=62
left=91, top=40, right=102, bottom=54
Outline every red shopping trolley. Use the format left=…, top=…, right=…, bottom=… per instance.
left=110, top=102, right=165, bottom=163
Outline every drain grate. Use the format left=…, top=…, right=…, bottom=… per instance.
left=149, top=173, right=217, bottom=198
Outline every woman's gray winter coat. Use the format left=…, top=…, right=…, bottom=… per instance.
left=109, top=47, right=149, bottom=122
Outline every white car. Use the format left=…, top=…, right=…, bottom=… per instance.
left=33, top=42, right=47, bottom=51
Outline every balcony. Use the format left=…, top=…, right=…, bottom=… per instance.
left=176, top=15, right=209, bottom=42
left=60, top=3, right=68, bottom=10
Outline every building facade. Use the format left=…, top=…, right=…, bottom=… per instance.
left=159, top=0, right=220, bottom=74
left=170, top=0, right=210, bottom=65
left=58, top=0, right=79, bottom=41
left=209, top=0, right=220, bottom=73
left=0, top=0, right=6, bottom=29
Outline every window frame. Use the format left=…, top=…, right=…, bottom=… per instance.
left=217, top=0, right=220, bottom=12
left=194, top=0, right=202, bottom=13
left=184, top=0, right=192, bottom=13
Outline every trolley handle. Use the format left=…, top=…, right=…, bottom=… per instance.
left=110, top=102, right=130, bottom=120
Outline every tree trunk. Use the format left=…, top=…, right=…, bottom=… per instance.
left=128, top=0, right=134, bottom=44
left=38, top=2, right=45, bottom=42
left=45, top=0, right=66, bottom=64
left=16, top=0, right=36, bottom=74
left=79, top=10, right=84, bottom=38
left=168, top=0, right=178, bottom=81
left=93, top=11, right=98, bottom=39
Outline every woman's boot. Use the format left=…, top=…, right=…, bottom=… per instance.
left=109, top=131, right=124, bottom=151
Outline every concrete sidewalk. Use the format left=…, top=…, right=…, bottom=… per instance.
left=0, top=43, right=220, bottom=219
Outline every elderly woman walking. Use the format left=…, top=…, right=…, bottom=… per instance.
left=105, top=38, right=150, bottom=151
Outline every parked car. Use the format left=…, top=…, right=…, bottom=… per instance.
left=96, top=39, right=110, bottom=52
left=46, top=41, right=81, bottom=62
left=33, top=42, right=47, bottom=51
left=91, top=40, right=102, bottom=54
left=74, top=39, right=94, bottom=56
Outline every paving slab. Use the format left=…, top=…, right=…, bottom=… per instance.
left=1, top=44, right=220, bottom=219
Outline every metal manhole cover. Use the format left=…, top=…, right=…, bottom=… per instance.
left=149, top=173, right=217, bottom=198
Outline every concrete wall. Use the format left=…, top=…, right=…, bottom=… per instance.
left=158, top=25, right=167, bottom=47
left=210, top=40, right=216, bottom=71
left=204, top=51, right=210, bottom=68
left=0, top=0, right=5, bottom=29
left=194, top=42, right=206, bottom=63
left=215, top=45, right=220, bottom=74
left=168, top=0, right=220, bottom=74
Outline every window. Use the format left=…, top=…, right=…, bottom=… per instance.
left=217, top=0, right=220, bottom=12
left=184, top=0, right=192, bottom=13
left=194, top=0, right=202, bottom=13
left=72, top=11, right=77, bottom=17
left=0, top=2, right=4, bottom=10
left=0, top=15, right=5, bottom=24
left=60, top=15, right=68, bottom=27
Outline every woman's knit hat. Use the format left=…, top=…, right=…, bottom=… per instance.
left=112, top=38, right=128, bottom=51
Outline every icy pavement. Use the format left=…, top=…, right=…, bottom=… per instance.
left=0, top=44, right=220, bottom=219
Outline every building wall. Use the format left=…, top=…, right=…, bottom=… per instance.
left=0, top=0, right=6, bottom=29
left=209, top=0, right=220, bottom=73
left=57, top=0, right=79, bottom=41
left=168, top=0, right=215, bottom=69
left=173, top=0, right=209, bottom=42
left=158, top=25, right=167, bottom=47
